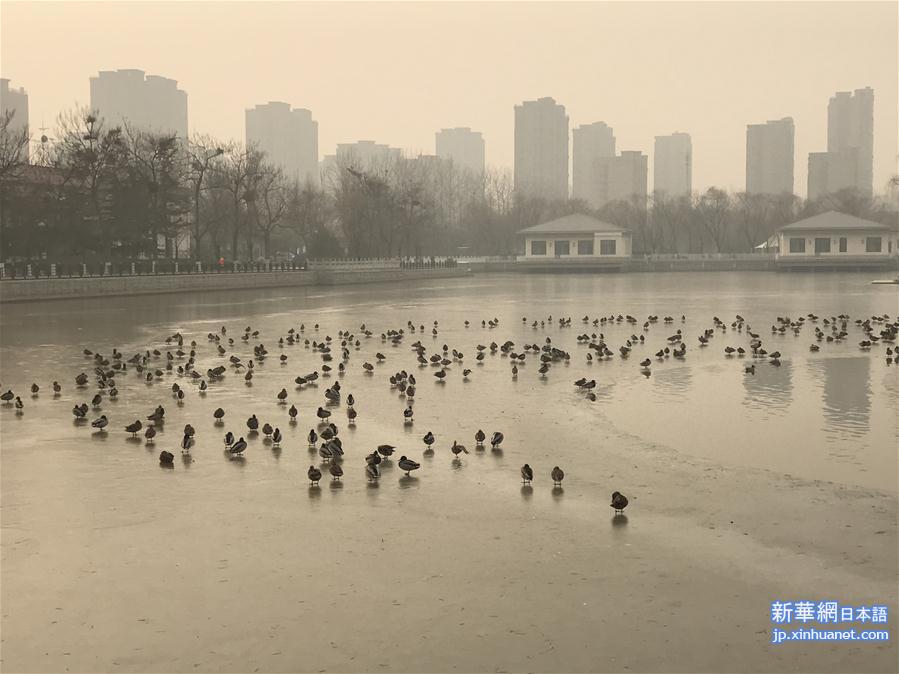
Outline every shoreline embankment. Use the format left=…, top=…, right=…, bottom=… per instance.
left=0, top=267, right=472, bottom=303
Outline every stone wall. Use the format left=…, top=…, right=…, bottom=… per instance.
left=0, top=268, right=472, bottom=303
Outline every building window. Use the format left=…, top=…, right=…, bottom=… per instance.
left=839, top=237, right=847, bottom=252
left=814, top=238, right=831, bottom=254
left=788, top=238, right=806, bottom=253
left=530, top=240, right=546, bottom=256
left=865, top=237, right=882, bottom=253
left=555, top=240, right=570, bottom=256
left=599, top=239, right=617, bottom=255
left=577, top=240, right=594, bottom=255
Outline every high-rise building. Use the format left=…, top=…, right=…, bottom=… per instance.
left=806, top=88, right=875, bottom=200
left=807, top=150, right=859, bottom=202
left=827, top=88, right=874, bottom=195
left=334, top=140, right=402, bottom=169
left=606, top=151, right=649, bottom=206
left=435, top=127, right=485, bottom=175
left=653, top=132, right=692, bottom=197
left=0, top=78, right=29, bottom=161
left=246, top=102, right=319, bottom=187
left=514, top=97, right=569, bottom=200
left=745, top=117, right=794, bottom=195
left=89, top=69, right=187, bottom=138
left=572, top=122, right=616, bottom=207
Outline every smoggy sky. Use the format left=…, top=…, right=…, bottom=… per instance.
left=1, top=1, right=896, bottom=195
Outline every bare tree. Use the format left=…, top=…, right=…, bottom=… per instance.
left=213, top=143, right=263, bottom=261
left=695, top=187, right=732, bottom=253
left=186, top=134, right=224, bottom=259
left=246, top=162, right=288, bottom=259
left=0, top=110, right=30, bottom=181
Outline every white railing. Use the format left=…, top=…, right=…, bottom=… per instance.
left=641, top=253, right=775, bottom=261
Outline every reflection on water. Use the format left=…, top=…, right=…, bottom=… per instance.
left=651, top=364, right=692, bottom=400
left=807, top=357, right=871, bottom=438
left=0, top=271, right=895, bottom=493
left=742, top=360, right=793, bottom=411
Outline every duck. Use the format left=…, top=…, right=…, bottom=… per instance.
left=277, top=388, right=288, bottom=402
left=159, top=450, right=175, bottom=465
left=307, top=429, right=318, bottom=448
left=318, top=443, right=333, bottom=462
left=288, top=404, right=298, bottom=421
left=490, top=431, right=504, bottom=449
left=377, top=444, right=395, bottom=459
left=451, top=441, right=468, bottom=457
left=398, top=456, right=420, bottom=476
left=520, top=463, right=533, bottom=485
left=91, top=415, right=108, bottom=431
left=423, top=431, right=435, bottom=449
left=551, top=466, right=564, bottom=486
left=145, top=426, right=157, bottom=443
left=247, top=414, right=259, bottom=431
left=224, top=431, right=235, bottom=447
left=124, top=420, right=143, bottom=436
left=229, top=437, right=247, bottom=455
left=272, top=428, right=282, bottom=446
left=610, top=491, right=629, bottom=513
left=329, top=462, right=344, bottom=481
left=213, top=407, right=225, bottom=421
left=308, top=466, right=322, bottom=485
left=262, top=422, right=274, bottom=437
left=403, top=406, right=414, bottom=423
left=365, top=462, right=380, bottom=482
left=316, top=407, right=331, bottom=422
left=475, top=429, right=486, bottom=446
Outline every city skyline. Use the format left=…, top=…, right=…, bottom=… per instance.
left=1, top=2, right=896, bottom=196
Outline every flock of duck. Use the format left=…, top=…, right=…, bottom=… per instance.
left=2, top=310, right=896, bottom=516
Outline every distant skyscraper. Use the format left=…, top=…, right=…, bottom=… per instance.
left=514, top=97, right=569, bottom=200
left=745, top=117, right=794, bottom=195
left=246, top=102, right=319, bottom=187
left=334, top=140, right=402, bottom=168
left=572, top=122, right=616, bottom=207
left=435, top=127, right=485, bottom=175
left=90, top=69, right=187, bottom=138
left=605, top=151, right=649, bottom=206
left=807, top=150, right=859, bottom=201
left=827, top=88, right=874, bottom=195
left=0, top=78, right=29, bottom=161
left=653, top=132, right=692, bottom=197
left=807, top=88, right=874, bottom=200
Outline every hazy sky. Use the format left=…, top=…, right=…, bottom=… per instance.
left=1, top=1, right=896, bottom=194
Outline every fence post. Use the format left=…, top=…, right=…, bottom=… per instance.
left=131, top=262, right=136, bottom=275
left=152, top=261, right=156, bottom=275
left=50, top=263, right=57, bottom=278
left=104, top=262, right=111, bottom=276
left=174, top=262, right=179, bottom=274
left=196, top=261, right=202, bottom=273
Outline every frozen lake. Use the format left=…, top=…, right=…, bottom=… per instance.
left=1, top=272, right=896, bottom=672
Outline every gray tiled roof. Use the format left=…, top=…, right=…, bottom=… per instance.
left=517, top=213, right=628, bottom=235
left=779, top=211, right=895, bottom=232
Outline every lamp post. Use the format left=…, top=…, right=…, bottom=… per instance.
left=192, top=146, right=224, bottom=260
